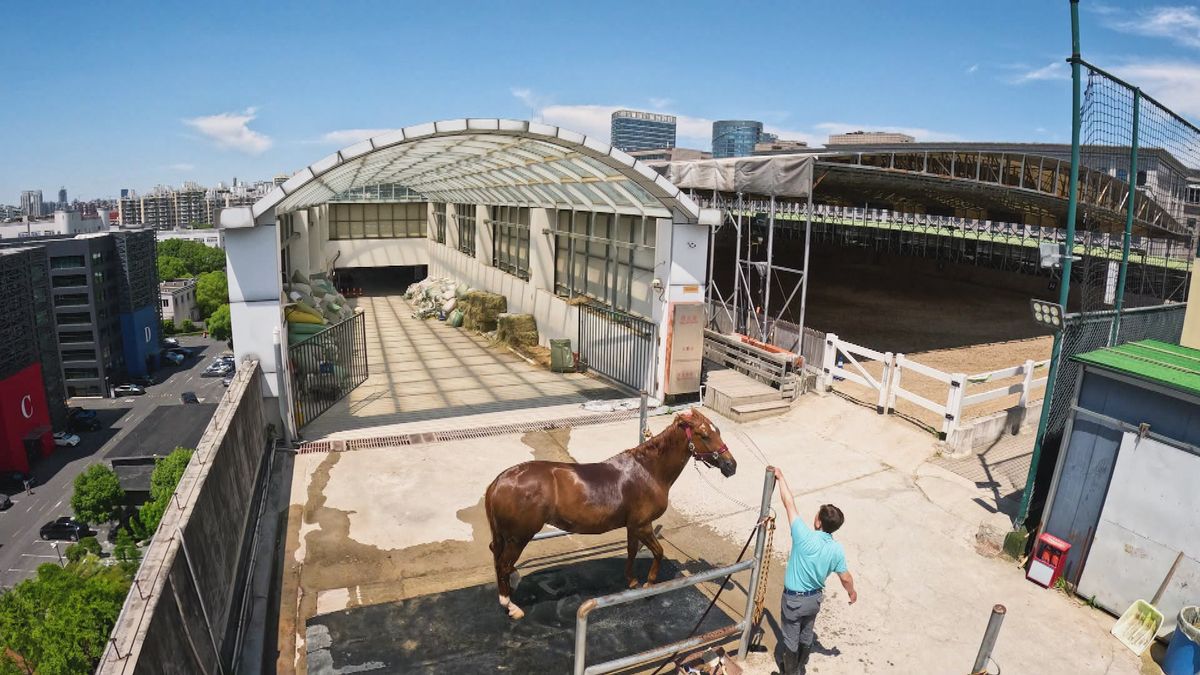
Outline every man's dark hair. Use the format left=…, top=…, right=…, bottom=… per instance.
left=817, top=504, right=844, bottom=533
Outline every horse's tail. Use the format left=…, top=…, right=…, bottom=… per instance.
left=484, top=474, right=501, bottom=556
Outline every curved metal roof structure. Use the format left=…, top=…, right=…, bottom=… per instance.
left=250, top=119, right=700, bottom=221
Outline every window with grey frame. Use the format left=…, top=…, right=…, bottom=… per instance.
left=553, top=210, right=656, bottom=317
left=492, top=205, right=531, bottom=280
left=328, top=202, right=428, bottom=240
left=454, top=204, right=476, bottom=257
left=433, top=203, right=447, bottom=244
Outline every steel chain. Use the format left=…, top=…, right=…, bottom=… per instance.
left=752, top=515, right=776, bottom=626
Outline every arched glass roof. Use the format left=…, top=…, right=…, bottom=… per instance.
left=253, top=119, right=699, bottom=220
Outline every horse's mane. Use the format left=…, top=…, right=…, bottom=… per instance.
left=623, top=419, right=681, bottom=461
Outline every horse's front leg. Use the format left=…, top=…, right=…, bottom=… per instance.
left=625, top=527, right=641, bottom=588
left=636, top=524, right=664, bottom=587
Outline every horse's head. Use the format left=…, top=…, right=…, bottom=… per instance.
left=676, top=409, right=737, bottom=477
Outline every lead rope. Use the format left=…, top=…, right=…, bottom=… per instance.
left=648, top=514, right=775, bottom=675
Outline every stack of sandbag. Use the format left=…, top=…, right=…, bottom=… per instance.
left=459, top=291, right=507, bottom=332
left=404, top=276, right=461, bottom=319
left=496, top=313, right=538, bottom=348
left=283, top=271, right=356, bottom=345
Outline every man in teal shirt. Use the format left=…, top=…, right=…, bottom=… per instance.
left=772, top=467, right=857, bottom=675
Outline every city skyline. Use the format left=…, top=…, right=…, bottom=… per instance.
left=5, top=2, right=1200, bottom=200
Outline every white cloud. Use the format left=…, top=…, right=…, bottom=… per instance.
left=183, top=108, right=272, bottom=155
left=168, top=163, right=194, bottom=172
left=319, top=128, right=396, bottom=146
left=649, top=97, right=673, bottom=109
left=1108, top=6, right=1200, bottom=49
left=511, top=87, right=540, bottom=110
left=966, top=63, right=979, bottom=74
left=1110, top=61, right=1200, bottom=117
left=1010, top=62, right=1070, bottom=84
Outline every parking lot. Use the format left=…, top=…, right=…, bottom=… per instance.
left=0, top=336, right=230, bottom=588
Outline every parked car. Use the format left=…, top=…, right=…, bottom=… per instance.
left=167, top=348, right=190, bottom=359
left=163, top=351, right=184, bottom=365
left=203, top=361, right=233, bottom=377
left=67, top=407, right=97, bottom=421
left=221, top=375, right=233, bottom=387
left=40, top=517, right=88, bottom=541
left=68, top=417, right=101, bottom=432
left=163, top=337, right=180, bottom=348
left=53, top=432, right=81, bottom=447
left=113, top=384, right=146, bottom=396
left=0, top=494, right=11, bottom=511
left=180, top=391, right=200, bottom=405
left=131, top=375, right=156, bottom=387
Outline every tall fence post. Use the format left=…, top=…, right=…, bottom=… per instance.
left=888, top=354, right=903, bottom=414
left=971, top=604, right=1007, bottom=675
left=876, top=352, right=893, bottom=414
left=942, top=373, right=966, bottom=440
left=821, top=333, right=838, bottom=391
left=638, top=390, right=649, bottom=443
left=738, top=467, right=777, bottom=659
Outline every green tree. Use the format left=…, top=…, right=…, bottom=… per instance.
left=195, top=270, right=229, bottom=319
left=181, top=319, right=196, bottom=333
left=70, top=465, right=125, bottom=526
left=208, top=304, right=232, bottom=341
left=161, top=319, right=177, bottom=335
left=157, top=255, right=188, bottom=281
left=134, top=448, right=194, bottom=539
left=65, top=536, right=102, bottom=564
left=0, top=561, right=131, bottom=673
left=157, top=240, right=225, bottom=276
left=113, top=529, right=141, bottom=564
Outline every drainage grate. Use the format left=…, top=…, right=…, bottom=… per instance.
left=295, top=408, right=641, bottom=454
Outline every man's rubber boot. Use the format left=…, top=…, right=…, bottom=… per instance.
left=777, top=648, right=800, bottom=675
left=797, top=644, right=812, bottom=675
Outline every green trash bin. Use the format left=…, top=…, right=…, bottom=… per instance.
left=550, top=339, right=574, bottom=373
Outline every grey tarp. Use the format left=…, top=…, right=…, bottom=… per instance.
left=653, top=155, right=813, bottom=198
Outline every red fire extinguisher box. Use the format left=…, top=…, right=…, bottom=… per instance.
left=1027, top=533, right=1071, bottom=588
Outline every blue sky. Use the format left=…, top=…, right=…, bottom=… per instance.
left=4, top=1, right=1200, bottom=201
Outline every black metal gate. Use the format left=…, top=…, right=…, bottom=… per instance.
left=288, top=312, right=369, bottom=428
left=577, top=303, right=656, bottom=392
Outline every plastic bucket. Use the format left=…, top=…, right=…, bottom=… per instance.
left=1163, top=606, right=1200, bottom=675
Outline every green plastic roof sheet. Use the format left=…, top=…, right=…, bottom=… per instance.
left=1073, top=339, right=1200, bottom=398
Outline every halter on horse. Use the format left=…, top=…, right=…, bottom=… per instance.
left=484, top=408, right=737, bottom=619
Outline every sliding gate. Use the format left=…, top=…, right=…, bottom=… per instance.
left=577, top=303, right=656, bottom=392
left=288, top=312, right=369, bottom=428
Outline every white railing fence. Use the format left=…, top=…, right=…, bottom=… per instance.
left=819, top=332, right=1049, bottom=439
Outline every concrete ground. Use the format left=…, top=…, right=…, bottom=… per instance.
left=299, top=294, right=618, bottom=441
left=279, top=392, right=1139, bottom=674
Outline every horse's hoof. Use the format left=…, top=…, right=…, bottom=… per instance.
left=642, top=582, right=655, bottom=589
left=627, top=579, right=639, bottom=589
left=507, top=605, right=525, bottom=620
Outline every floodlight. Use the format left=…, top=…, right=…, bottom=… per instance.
left=1031, top=299, right=1065, bottom=329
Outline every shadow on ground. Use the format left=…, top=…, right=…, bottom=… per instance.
left=306, top=557, right=736, bottom=674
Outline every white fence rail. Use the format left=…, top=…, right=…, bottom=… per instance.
left=819, top=332, right=1049, bottom=438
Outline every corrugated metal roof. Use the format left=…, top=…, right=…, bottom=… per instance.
left=1073, top=339, right=1200, bottom=397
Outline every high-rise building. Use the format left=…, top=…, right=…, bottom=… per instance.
left=611, top=110, right=677, bottom=153
left=58, top=187, right=67, bottom=209
left=19, top=190, right=43, bottom=218
left=0, top=229, right=161, bottom=403
left=712, top=120, right=768, bottom=158
left=826, top=130, right=916, bottom=146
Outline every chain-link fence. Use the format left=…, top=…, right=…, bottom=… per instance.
left=1020, top=38, right=1199, bottom=526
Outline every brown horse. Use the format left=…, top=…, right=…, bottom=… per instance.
left=484, top=408, right=736, bottom=619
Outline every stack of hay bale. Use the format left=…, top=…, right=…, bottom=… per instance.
left=458, top=291, right=507, bottom=332
left=496, top=314, right=538, bottom=349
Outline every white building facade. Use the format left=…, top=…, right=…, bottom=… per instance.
left=156, top=228, right=224, bottom=249
left=160, top=279, right=200, bottom=325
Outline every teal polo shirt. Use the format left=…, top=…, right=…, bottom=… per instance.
left=784, top=517, right=847, bottom=593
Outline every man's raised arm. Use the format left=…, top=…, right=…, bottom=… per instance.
left=771, top=466, right=799, bottom=525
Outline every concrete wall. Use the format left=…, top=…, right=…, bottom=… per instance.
left=426, top=241, right=579, bottom=348
left=99, top=362, right=271, bottom=674
left=325, top=238, right=428, bottom=269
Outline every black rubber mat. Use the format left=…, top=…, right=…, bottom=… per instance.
left=306, top=557, right=738, bottom=674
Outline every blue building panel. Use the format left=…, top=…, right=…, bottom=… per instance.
left=120, top=305, right=160, bottom=377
